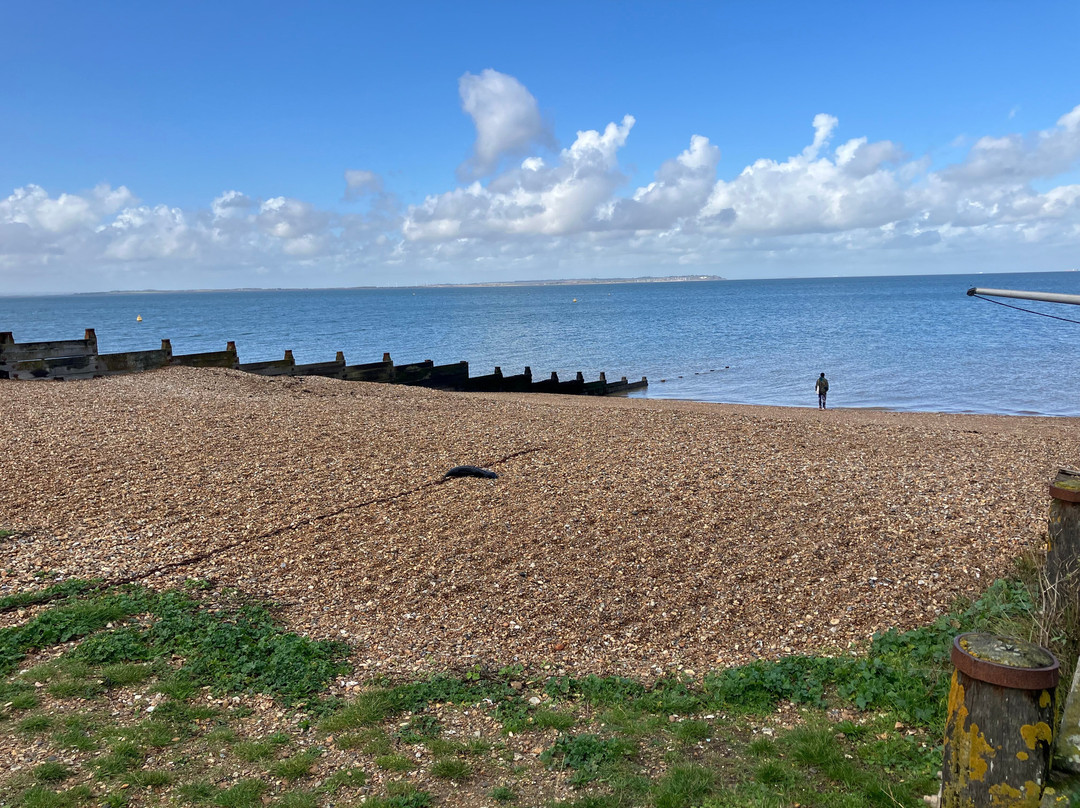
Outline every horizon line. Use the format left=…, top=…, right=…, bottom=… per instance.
left=1, top=267, right=1075, bottom=298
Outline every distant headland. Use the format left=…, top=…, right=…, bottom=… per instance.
left=70, top=275, right=727, bottom=295
left=422, top=274, right=725, bottom=288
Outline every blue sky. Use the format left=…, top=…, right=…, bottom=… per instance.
left=2, top=0, right=1079, bottom=293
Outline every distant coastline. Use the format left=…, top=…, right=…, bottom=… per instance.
left=65, top=274, right=726, bottom=296
left=422, top=274, right=725, bottom=288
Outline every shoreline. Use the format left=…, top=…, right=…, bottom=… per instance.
left=631, top=391, right=1078, bottom=419
left=2, top=366, right=1078, bottom=678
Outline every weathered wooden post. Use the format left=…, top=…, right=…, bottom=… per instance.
left=1048, top=469, right=1080, bottom=778
left=1058, top=663, right=1080, bottom=776
left=1047, top=469, right=1080, bottom=600
left=942, top=633, right=1059, bottom=807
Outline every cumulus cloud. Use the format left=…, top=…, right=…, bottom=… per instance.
left=457, top=69, right=555, bottom=180
left=602, top=134, right=721, bottom=230
left=343, top=169, right=383, bottom=199
left=3, top=74, right=1080, bottom=293
left=941, top=104, right=1080, bottom=184
left=401, top=87, right=1080, bottom=278
left=0, top=183, right=135, bottom=235
left=405, top=115, right=634, bottom=239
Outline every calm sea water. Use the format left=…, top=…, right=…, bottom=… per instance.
left=3, top=272, right=1079, bottom=416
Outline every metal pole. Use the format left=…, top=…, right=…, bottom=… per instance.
left=968, top=288, right=1080, bottom=306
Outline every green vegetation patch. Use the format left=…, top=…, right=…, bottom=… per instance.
left=32, top=762, right=73, bottom=783
left=430, top=757, right=471, bottom=780
left=18, top=785, right=94, bottom=808
left=0, top=578, right=94, bottom=611
left=212, top=779, right=267, bottom=808
left=653, top=763, right=717, bottom=808
left=366, top=782, right=431, bottom=808
left=270, top=750, right=319, bottom=780
left=2, top=582, right=349, bottom=706
left=541, top=733, right=637, bottom=785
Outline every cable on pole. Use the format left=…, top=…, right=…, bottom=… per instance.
left=968, top=293, right=1080, bottom=326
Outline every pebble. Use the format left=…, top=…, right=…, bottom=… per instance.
left=0, top=366, right=1071, bottom=680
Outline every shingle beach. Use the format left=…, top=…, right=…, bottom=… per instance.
left=2, top=367, right=1077, bottom=678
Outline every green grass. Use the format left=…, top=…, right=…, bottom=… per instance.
left=0, top=578, right=94, bottom=611
left=319, top=690, right=393, bottom=731
left=18, top=714, right=54, bottom=733
left=100, top=662, right=154, bottom=688
left=0, top=575, right=1051, bottom=808
left=270, top=750, right=319, bottom=780
left=18, top=785, right=94, bottom=808
left=205, top=726, right=237, bottom=745
left=3, top=583, right=349, bottom=706
left=212, top=779, right=267, bottom=808
left=319, top=767, right=366, bottom=792
left=93, top=739, right=144, bottom=778
left=653, top=764, right=717, bottom=808
left=430, top=758, right=471, bottom=780
left=541, top=733, right=637, bottom=785
left=670, top=719, right=711, bottom=743
left=46, top=680, right=103, bottom=700
left=20, top=662, right=58, bottom=682
left=176, top=781, right=218, bottom=804
left=375, top=754, right=414, bottom=772
left=274, top=790, right=318, bottom=808
left=1, top=680, right=40, bottom=711
left=234, top=740, right=279, bottom=762
left=396, top=713, right=442, bottom=743
left=754, top=759, right=795, bottom=787
left=746, top=737, right=777, bottom=757
left=33, top=762, right=73, bottom=783
left=364, top=782, right=432, bottom=808
left=53, top=726, right=98, bottom=752
left=128, top=769, right=174, bottom=787
left=533, top=707, right=576, bottom=731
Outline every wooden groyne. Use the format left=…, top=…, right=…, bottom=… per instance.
left=0, top=330, right=647, bottom=397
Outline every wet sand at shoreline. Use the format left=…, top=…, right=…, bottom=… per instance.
left=2, top=366, right=1078, bottom=678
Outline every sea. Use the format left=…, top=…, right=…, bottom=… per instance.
left=3, top=271, right=1080, bottom=417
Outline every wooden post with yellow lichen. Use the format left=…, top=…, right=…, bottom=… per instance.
left=942, top=633, right=1059, bottom=807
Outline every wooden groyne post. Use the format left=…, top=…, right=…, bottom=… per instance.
left=1048, top=469, right=1080, bottom=776
left=1047, top=469, right=1080, bottom=609
left=942, top=633, right=1059, bottom=807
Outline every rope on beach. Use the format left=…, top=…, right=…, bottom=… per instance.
left=5, top=445, right=548, bottom=609
left=969, top=292, right=1080, bottom=325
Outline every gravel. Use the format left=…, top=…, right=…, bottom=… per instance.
left=2, top=366, right=1076, bottom=678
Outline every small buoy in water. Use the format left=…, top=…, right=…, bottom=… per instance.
left=136, top=315, right=143, bottom=322
left=572, top=298, right=577, bottom=303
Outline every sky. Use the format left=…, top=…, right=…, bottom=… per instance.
left=2, top=1, right=1079, bottom=294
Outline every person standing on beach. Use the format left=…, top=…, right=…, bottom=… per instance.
left=815, top=373, right=829, bottom=409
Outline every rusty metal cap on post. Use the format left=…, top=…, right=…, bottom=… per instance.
left=1049, top=480, right=1080, bottom=502
left=952, top=633, right=1060, bottom=690
left=1049, top=468, right=1080, bottom=502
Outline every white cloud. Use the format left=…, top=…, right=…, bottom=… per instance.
left=102, top=204, right=194, bottom=261
left=0, top=183, right=135, bottom=234
left=405, top=115, right=634, bottom=239
left=941, top=103, right=1080, bottom=184
left=2, top=75, right=1080, bottom=293
left=457, top=69, right=554, bottom=180
left=602, top=134, right=721, bottom=230
left=344, top=169, right=383, bottom=199
left=211, top=190, right=254, bottom=220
